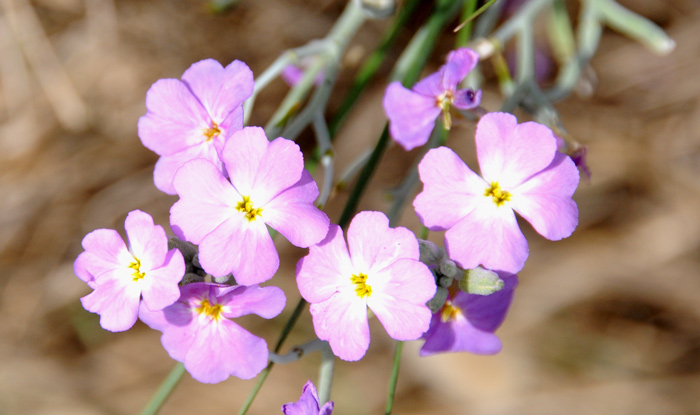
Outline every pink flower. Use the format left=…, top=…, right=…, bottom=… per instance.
left=170, top=126, right=330, bottom=285
left=138, top=59, right=254, bottom=194
left=139, top=282, right=285, bottom=383
left=383, top=48, right=482, bottom=151
left=414, top=112, right=580, bottom=273
left=296, top=211, right=436, bottom=361
left=281, top=380, right=334, bottom=415
left=421, top=272, right=517, bottom=356
left=74, top=210, right=184, bottom=332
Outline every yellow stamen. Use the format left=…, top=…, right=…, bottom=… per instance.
left=440, top=300, right=462, bottom=323
left=196, top=299, right=224, bottom=321
left=350, top=273, right=372, bottom=298
left=436, top=91, right=454, bottom=130
left=236, top=195, right=263, bottom=221
left=203, top=122, right=221, bottom=142
left=484, top=182, right=511, bottom=207
left=128, top=258, right=145, bottom=281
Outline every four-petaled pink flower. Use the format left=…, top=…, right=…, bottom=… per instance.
left=139, top=282, right=285, bottom=383
left=383, top=48, right=482, bottom=151
left=74, top=210, right=184, bottom=332
left=421, top=272, right=517, bottom=356
left=414, top=112, right=580, bottom=274
left=296, top=211, right=436, bottom=361
left=138, top=59, right=254, bottom=194
left=170, top=126, right=330, bottom=285
left=281, top=380, right=334, bottom=415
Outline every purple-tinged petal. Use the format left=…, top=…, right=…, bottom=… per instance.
left=221, top=285, right=286, bottom=319
left=420, top=311, right=502, bottom=356
left=414, top=147, right=488, bottom=230
left=310, top=293, right=370, bottom=361
left=124, top=210, right=167, bottom=269
left=452, top=88, right=482, bottom=110
left=138, top=79, right=210, bottom=156
left=412, top=71, right=444, bottom=97
left=347, top=211, right=418, bottom=273
left=198, top=215, right=279, bottom=285
left=153, top=140, right=223, bottom=195
left=181, top=59, right=254, bottom=125
left=282, top=381, right=323, bottom=415
left=475, top=112, right=558, bottom=189
left=263, top=171, right=330, bottom=248
left=319, top=402, right=334, bottom=415
left=139, top=249, right=184, bottom=311
left=441, top=48, right=479, bottom=91
left=383, top=81, right=441, bottom=151
left=170, top=159, right=239, bottom=244
left=511, top=152, right=579, bottom=240
left=81, top=277, right=141, bottom=332
left=139, top=298, right=197, bottom=362
left=368, top=259, right=435, bottom=341
left=445, top=203, right=528, bottom=274
left=457, top=273, right=518, bottom=332
left=185, top=318, right=269, bottom=383
left=297, top=225, right=353, bottom=304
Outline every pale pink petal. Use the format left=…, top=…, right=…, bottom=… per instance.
left=124, top=210, right=167, bottom=268
left=383, top=82, right=441, bottom=151
left=412, top=71, right=444, bottom=97
left=79, top=229, right=131, bottom=280
left=221, top=285, right=286, bottom=319
left=185, top=319, right=268, bottom=382
left=263, top=171, right=329, bottom=248
left=414, top=147, right=488, bottom=230
left=181, top=59, right=254, bottom=124
left=347, top=211, right=418, bottom=273
left=441, top=48, right=479, bottom=91
left=511, top=153, right=580, bottom=240
left=140, top=249, right=185, bottom=311
left=310, top=294, right=370, bottom=361
left=296, top=225, right=353, bottom=304
left=139, top=299, right=197, bottom=362
left=219, top=127, right=268, bottom=196
left=368, top=259, right=435, bottom=341
left=153, top=140, right=223, bottom=195
left=81, top=278, right=141, bottom=332
left=445, top=203, right=529, bottom=274
left=138, top=79, right=210, bottom=156
left=198, top=215, right=279, bottom=285
left=170, top=159, right=238, bottom=244
left=74, top=252, right=96, bottom=286
left=476, top=112, right=558, bottom=188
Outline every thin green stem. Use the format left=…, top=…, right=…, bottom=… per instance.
left=238, top=298, right=307, bottom=415
left=139, top=363, right=186, bottom=415
left=454, top=0, right=495, bottom=39
left=384, top=341, right=404, bottom=415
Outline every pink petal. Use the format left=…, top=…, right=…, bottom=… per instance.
left=139, top=249, right=185, bottom=311
left=383, top=81, right=441, bottom=151
left=263, top=171, right=329, bottom=248
left=221, top=285, right=286, bottom=319
left=414, top=147, right=488, bottom=230
left=445, top=203, right=529, bottom=274
left=347, top=211, right=418, bottom=273
left=310, top=294, right=370, bottom=361
left=170, top=159, right=239, bottom=244
left=476, top=112, right=558, bottom=189
left=74, top=251, right=96, bottom=286
left=181, top=59, right=254, bottom=124
left=197, top=215, right=279, bottom=285
left=412, top=71, right=444, bottom=97
left=124, top=210, right=167, bottom=269
left=296, top=224, right=353, bottom=304
left=81, top=277, right=141, bottom=332
left=139, top=299, right=197, bottom=362
left=511, top=152, right=579, bottom=240
left=138, top=78, right=210, bottom=156
left=368, top=259, right=435, bottom=341
left=185, top=319, right=268, bottom=382
left=153, top=140, right=223, bottom=195
left=441, top=48, right=479, bottom=91
left=80, top=229, right=131, bottom=278
left=420, top=312, right=502, bottom=356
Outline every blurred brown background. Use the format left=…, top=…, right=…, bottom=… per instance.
left=1, top=0, right=700, bottom=414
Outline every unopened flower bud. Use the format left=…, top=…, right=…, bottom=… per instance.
left=439, top=259, right=459, bottom=279
left=459, top=267, right=504, bottom=295
left=418, top=239, right=444, bottom=265
left=427, top=286, right=449, bottom=313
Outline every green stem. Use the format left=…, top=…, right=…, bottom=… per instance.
left=238, top=298, right=308, bottom=415
left=139, top=363, right=186, bottom=415
left=384, top=341, right=404, bottom=415
left=455, top=0, right=478, bottom=48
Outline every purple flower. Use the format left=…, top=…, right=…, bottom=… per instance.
left=138, top=59, right=254, bottom=194
left=413, top=112, right=580, bottom=274
left=281, top=380, right=334, bottom=415
left=139, top=282, right=285, bottom=383
left=296, top=211, right=436, bottom=361
left=421, top=272, right=517, bottom=356
left=74, top=210, right=184, bottom=332
left=170, top=126, right=330, bottom=285
left=383, top=48, right=482, bottom=151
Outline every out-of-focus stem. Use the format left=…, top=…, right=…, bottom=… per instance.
left=317, top=342, right=335, bottom=405
left=139, top=363, right=186, bottom=415
left=383, top=341, right=404, bottom=415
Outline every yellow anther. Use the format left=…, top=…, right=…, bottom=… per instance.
left=128, top=258, right=145, bottom=281
left=196, top=299, right=224, bottom=321
left=236, top=195, right=263, bottom=221
left=350, top=273, right=372, bottom=298
left=203, top=122, right=222, bottom=142
left=440, top=300, right=462, bottom=322
left=484, top=182, right=512, bottom=207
